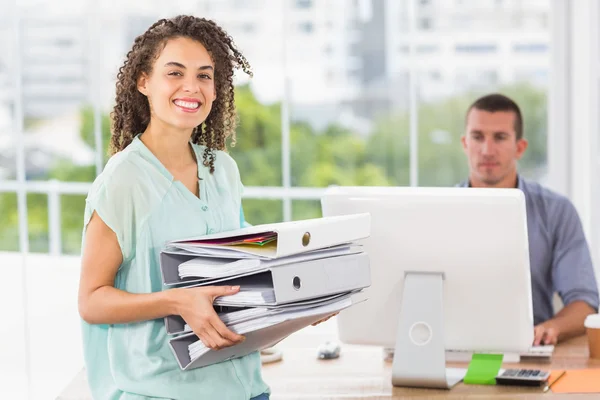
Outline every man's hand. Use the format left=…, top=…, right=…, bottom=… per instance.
left=533, top=320, right=561, bottom=346
left=533, top=301, right=596, bottom=346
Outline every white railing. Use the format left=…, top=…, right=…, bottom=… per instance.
left=0, top=179, right=328, bottom=256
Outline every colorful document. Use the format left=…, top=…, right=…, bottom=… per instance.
left=186, top=232, right=278, bottom=246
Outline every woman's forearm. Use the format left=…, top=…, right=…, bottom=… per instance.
left=79, top=285, right=181, bottom=325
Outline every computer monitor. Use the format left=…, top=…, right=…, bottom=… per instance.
left=321, top=186, right=534, bottom=389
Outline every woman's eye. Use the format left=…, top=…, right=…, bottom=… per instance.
left=168, top=71, right=182, bottom=76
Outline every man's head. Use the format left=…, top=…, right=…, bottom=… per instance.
left=461, top=93, right=528, bottom=188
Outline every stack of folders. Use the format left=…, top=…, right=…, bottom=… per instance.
left=160, top=213, right=372, bottom=370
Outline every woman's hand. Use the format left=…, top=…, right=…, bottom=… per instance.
left=173, top=285, right=246, bottom=350
left=312, top=312, right=339, bottom=326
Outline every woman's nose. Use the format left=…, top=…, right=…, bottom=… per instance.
left=182, top=78, right=200, bottom=94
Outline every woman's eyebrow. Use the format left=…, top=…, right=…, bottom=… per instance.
left=163, top=61, right=213, bottom=71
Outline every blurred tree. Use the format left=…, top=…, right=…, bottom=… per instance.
left=79, top=106, right=113, bottom=163
left=0, top=193, right=19, bottom=251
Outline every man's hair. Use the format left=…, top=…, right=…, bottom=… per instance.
left=466, top=93, right=524, bottom=140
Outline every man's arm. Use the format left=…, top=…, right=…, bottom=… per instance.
left=534, top=198, right=599, bottom=345
left=533, top=300, right=595, bottom=345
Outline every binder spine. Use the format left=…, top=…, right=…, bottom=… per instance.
left=272, top=252, right=370, bottom=304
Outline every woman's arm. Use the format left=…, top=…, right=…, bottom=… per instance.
left=78, top=211, right=244, bottom=349
left=78, top=211, right=178, bottom=324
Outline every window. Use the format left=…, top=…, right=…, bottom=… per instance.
left=232, top=0, right=261, bottom=8
left=298, top=21, right=313, bottom=33
left=348, top=68, right=361, bottom=80
left=455, top=44, right=497, bottom=53
left=1, top=3, right=552, bottom=254
left=428, top=70, right=441, bottom=81
left=295, top=0, right=312, bottom=8
left=416, top=44, right=439, bottom=54
left=513, top=43, right=549, bottom=53
left=418, top=17, right=432, bottom=30
left=349, top=42, right=361, bottom=58
left=326, top=69, right=335, bottom=81
left=241, top=22, right=256, bottom=33
left=54, top=38, right=74, bottom=47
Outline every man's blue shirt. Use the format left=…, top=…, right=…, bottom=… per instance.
left=459, top=176, right=599, bottom=324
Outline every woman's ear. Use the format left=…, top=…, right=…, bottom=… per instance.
left=137, top=73, right=149, bottom=96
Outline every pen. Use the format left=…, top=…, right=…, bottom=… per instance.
left=543, top=370, right=566, bottom=393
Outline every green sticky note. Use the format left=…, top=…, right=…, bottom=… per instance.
left=463, top=353, right=504, bottom=385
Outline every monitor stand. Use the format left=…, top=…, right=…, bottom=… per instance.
left=391, top=272, right=464, bottom=389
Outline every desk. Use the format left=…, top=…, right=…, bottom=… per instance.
left=261, top=334, right=600, bottom=399
left=59, top=334, right=600, bottom=399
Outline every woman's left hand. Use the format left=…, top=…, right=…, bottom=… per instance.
left=312, top=312, right=339, bottom=326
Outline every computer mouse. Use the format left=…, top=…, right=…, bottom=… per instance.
left=317, top=341, right=341, bottom=360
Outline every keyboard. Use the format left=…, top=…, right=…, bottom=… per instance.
left=520, top=345, right=554, bottom=359
left=445, top=345, right=554, bottom=363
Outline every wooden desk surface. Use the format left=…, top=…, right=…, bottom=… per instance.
left=59, top=333, right=600, bottom=399
left=262, top=334, right=600, bottom=399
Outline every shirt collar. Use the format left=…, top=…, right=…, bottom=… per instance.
left=460, top=175, right=523, bottom=190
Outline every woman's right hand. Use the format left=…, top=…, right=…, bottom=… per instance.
left=173, top=285, right=246, bottom=350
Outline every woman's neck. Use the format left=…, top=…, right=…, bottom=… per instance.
left=140, top=122, right=195, bottom=169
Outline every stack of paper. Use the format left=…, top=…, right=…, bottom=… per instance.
left=188, top=296, right=354, bottom=361
left=160, top=213, right=372, bottom=370
left=176, top=244, right=361, bottom=281
left=214, top=284, right=276, bottom=306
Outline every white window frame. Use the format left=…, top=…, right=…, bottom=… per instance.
left=549, top=0, right=600, bottom=272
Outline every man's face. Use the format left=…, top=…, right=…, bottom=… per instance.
left=461, top=108, right=528, bottom=187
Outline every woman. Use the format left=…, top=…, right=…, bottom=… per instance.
left=78, top=15, right=270, bottom=399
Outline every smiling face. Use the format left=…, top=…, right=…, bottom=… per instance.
left=461, top=108, right=528, bottom=188
left=136, top=36, right=216, bottom=135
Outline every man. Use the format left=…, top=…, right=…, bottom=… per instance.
left=460, top=93, right=599, bottom=345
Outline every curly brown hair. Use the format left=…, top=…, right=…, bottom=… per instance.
left=110, top=15, right=252, bottom=173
